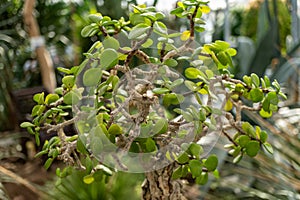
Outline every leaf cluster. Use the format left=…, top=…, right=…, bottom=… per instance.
left=20, top=0, right=286, bottom=187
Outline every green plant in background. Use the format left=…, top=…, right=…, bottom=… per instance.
left=245, top=0, right=290, bottom=77
left=212, top=0, right=291, bottom=78
left=197, top=1, right=300, bottom=198
left=240, top=0, right=291, bottom=47
left=46, top=167, right=143, bottom=200
left=21, top=0, right=286, bottom=199
left=0, top=0, right=26, bottom=131
left=200, top=107, right=300, bottom=200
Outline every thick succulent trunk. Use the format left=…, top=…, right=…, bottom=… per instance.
left=141, top=164, right=187, bottom=200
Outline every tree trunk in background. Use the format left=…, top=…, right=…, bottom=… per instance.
left=142, top=164, right=187, bottom=200
left=291, top=0, right=300, bottom=44
left=23, top=0, right=56, bottom=93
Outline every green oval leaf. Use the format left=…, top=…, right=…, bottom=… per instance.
left=145, top=138, right=157, bottom=152
left=204, top=154, right=218, bottom=172
left=62, top=75, right=75, bottom=89
left=163, top=93, right=184, bottom=106
left=243, top=75, right=252, bottom=87
left=249, top=88, right=264, bottom=103
left=26, top=127, right=35, bottom=135
left=57, top=67, right=71, bottom=74
left=44, top=158, right=53, bottom=170
left=259, top=131, right=268, bottom=143
left=88, top=13, right=103, bottom=23
left=129, top=13, right=146, bottom=25
left=45, top=94, right=59, bottom=105
left=153, top=21, right=168, bottom=36
left=63, top=89, right=82, bottom=105
left=171, top=166, right=182, bottom=180
left=263, top=142, right=273, bottom=154
left=196, top=172, right=208, bottom=185
left=83, top=68, right=102, bottom=87
left=224, top=99, right=233, bottom=111
left=251, top=73, right=260, bottom=87
left=233, top=154, right=243, bottom=164
left=90, top=130, right=104, bottom=155
left=108, top=124, right=123, bottom=135
left=77, top=135, right=88, bottom=154
left=216, top=51, right=229, bottom=66
left=184, top=80, right=198, bottom=91
left=32, top=105, right=45, bottom=117
left=164, top=58, right=178, bottom=67
left=20, top=122, right=35, bottom=128
left=259, top=109, right=272, bottom=118
left=169, top=78, right=184, bottom=89
left=103, top=36, right=120, bottom=50
left=226, top=48, right=237, bottom=56
left=152, top=88, right=170, bottom=94
left=189, top=159, right=202, bottom=178
left=128, top=23, right=151, bottom=40
left=176, top=152, right=189, bottom=164
left=236, top=135, right=250, bottom=148
left=185, top=68, right=201, bottom=79
left=153, top=118, right=168, bottom=135
left=141, top=38, right=153, bottom=48
left=188, top=143, right=203, bottom=159
left=140, top=122, right=153, bottom=137
left=262, top=98, right=270, bottom=112
left=83, top=174, right=95, bottom=184
left=245, top=141, right=260, bottom=157
left=170, top=7, right=184, bottom=15
left=54, top=87, right=63, bottom=95
left=242, top=122, right=256, bottom=137
left=155, top=12, right=165, bottom=20
left=33, top=92, right=45, bottom=105
left=81, top=24, right=98, bottom=38
left=100, top=48, right=119, bottom=69
left=230, top=146, right=242, bottom=158
left=215, top=40, right=230, bottom=50
left=182, top=111, right=193, bottom=122
left=266, top=91, right=279, bottom=105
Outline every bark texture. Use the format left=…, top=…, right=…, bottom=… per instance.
left=142, top=164, right=187, bottom=200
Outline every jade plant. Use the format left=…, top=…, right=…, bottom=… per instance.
left=21, top=0, right=286, bottom=199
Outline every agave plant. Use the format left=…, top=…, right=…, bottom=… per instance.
left=200, top=106, right=300, bottom=199
left=0, top=183, right=9, bottom=200
left=45, top=168, right=144, bottom=200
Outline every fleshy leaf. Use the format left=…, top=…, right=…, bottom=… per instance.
left=100, top=48, right=119, bottom=69
left=83, top=68, right=102, bottom=87
left=128, top=23, right=151, bottom=40
left=204, top=154, right=218, bottom=172
left=45, top=94, right=59, bottom=105
left=103, top=36, right=120, bottom=50
left=180, top=30, right=190, bottom=41
left=83, top=174, right=95, bottom=184
left=189, top=159, right=202, bottom=178
left=249, top=88, right=264, bottom=103
left=245, top=141, right=260, bottom=157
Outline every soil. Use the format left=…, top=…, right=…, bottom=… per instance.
left=2, top=160, right=51, bottom=200
left=0, top=87, right=57, bottom=200
left=0, top=132, right=56, bottom=200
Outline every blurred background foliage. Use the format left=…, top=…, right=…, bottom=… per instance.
left=0, top=0, right=300, bottom=199
left=46, top=168, right=144, bottom=200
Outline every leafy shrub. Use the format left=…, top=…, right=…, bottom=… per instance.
left=21, top=0, right=285, bottom=199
